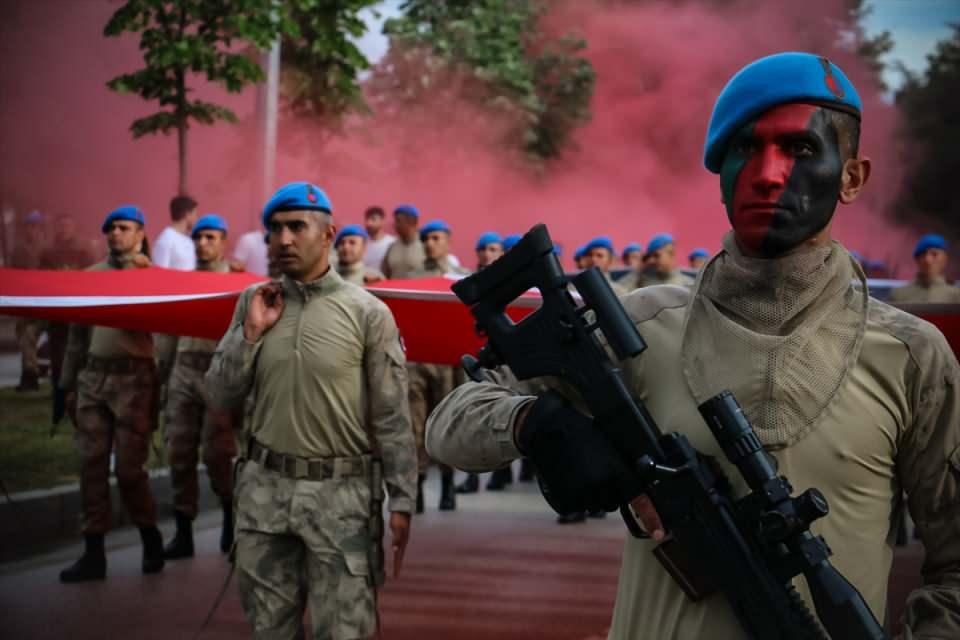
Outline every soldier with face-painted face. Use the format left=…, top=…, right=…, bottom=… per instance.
left=425, top=53, right=960, bottom=638
left=206, top=182, right=417, bottom=639
left=889, top=234, right=960, bottom=304
left=58, top=206, right=166, bottom=583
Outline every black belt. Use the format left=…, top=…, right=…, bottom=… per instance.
left=85, top=356, right=154, bottom=375
left=248, top=439, right=371, bottom=481
left=177, top=351, right=214, bottom=371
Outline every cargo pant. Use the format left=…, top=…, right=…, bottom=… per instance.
left=15, top=318, right=42, bottom=378
left=406, top=363, right=456, bottom=474
left=235, top=460, right=376, bottom=639
left=75, top=357, right=158, bottom=534
left=164, top=352, right=237, bottom=518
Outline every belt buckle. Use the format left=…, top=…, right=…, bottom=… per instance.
left=294, top=457, right=309, bottom=479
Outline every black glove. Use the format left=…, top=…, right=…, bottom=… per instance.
left=518, top=391, right=641, bottom=515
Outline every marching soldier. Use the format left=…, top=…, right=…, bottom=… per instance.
left=335, top=224, right=384, bottom=285
left=206, top=182, right=417, bottom=638
left=380, top=204, right=425, bottom=279
left=59, top=206, right=165, bottom=583
left=162, top=214, right=239, bottom=559
left=618, top=233, right=695, bottom=291
left=688, top=248, right=710, bottom=270
left=621, top=242, right=643, bottom=270
left=582, top=236, right=630, bottom=296
left=889, top=234, right=960, bottom=304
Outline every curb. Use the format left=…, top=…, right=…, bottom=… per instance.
left=0, top=466, right=222, bottom=563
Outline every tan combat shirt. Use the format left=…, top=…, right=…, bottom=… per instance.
left=426, top=286, right=960, bottom=639
left=60, top=257, right=154, bottom=389
left=618, top=268, right=695, bottom=292
left=337, top=261, right=384, bottom=286
left=176, top=260, right=230, bottom=354
left=889, top=276, right=960, bottom=304
left=381, top=237, right=425, bottom=279
left=411, top=256, right=471, bottom=279
left=206, top=268, right=417, bottom=513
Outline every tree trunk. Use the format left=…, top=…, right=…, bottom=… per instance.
left=175, top=66, right=188, bottom=195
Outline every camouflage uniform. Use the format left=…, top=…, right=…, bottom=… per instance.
left=163, top=260, right=237, bottom=519
left=206, top=269, right=416, bottom=639
left=60, top=256, right=159, bottom=535
left=380, top=237, right=425, bottom=280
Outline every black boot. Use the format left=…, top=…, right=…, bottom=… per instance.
left=587, top=510, right=607, bottom=519
left=486, top=466, right=512, bottom=491
left=438, top=470, right=456, bottom=511
left=556, top=511, right=587, bottom=525
left=416, top=474, right=425, bottom=514
left=59, top=534, right=106, bottom=583
left=519, top=458, right=535, bottom=482
left=140, top=526, right=165, bottom=574
left=15, top=371, right=39, bottom=393
left=455, top=473, right=479, bottom=494
left=220, top=503, right=235, bottom=554
left=163, top=511, right=194, bottom=560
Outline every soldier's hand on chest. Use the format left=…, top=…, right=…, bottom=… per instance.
left=244, top=282, right=285, bottom=342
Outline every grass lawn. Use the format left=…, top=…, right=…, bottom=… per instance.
left=0, top=383, right=167, bottom=494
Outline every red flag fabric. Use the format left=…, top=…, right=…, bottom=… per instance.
left=1, top=267, right=957, bottom=365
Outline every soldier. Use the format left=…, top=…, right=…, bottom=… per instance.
left=474, top=231, right=504, bottom=269
left=162, top=214, right=239, bottom=560
left=58, top=205, right=165, bottom=583
left=335, top=224, right=384, bottom=285
left=205, top=182, right=416, bottom=638
left=573, top=244, right=591, bottom=270
left=380, top=204, right=425, bottom=279
left=583, top=236, right=630, bottom=296
left=889, top=234, right=960, bottom=304
left=688, top=248, right=709, bottom=270
left=619, top=233, right=695, bottom=291
left=502, top=234, right=522, bottom=253
left=407, top=220, right=470, bottom=511
left=362, top=206, right=395, bottom=272
left=621, top=242, right=643, bottom=270
left=12, top=210, right=47, bottom=391
left=426, top=53, right=960, bottom=637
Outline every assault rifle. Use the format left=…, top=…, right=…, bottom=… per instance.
left=453, top=224, right=885, bottom=640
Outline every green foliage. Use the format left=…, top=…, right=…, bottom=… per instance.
left=105, top=0, right=287, bottom=139
left=382, top=0, right=595, bottom=160
left=279, top=0, right=380, bottom=123
left=894, top=25, right=960, bottom=238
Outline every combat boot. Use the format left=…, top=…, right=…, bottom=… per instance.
left=59, top=534, right=106, bottom=583
left=15, top=371, right=39, bottom=393
left=163, top=511, right=194, bottom=560
left=587, top=510, right=607, bottom=519
left=140, top=525, right=166, bottom=574
left=486, top=466, right=512, bottom=491
left=416, top=474, right=425, bottom=514
left=438, top=471, right=456, bottom=511
left=455, top=473, right=479, bottom=494
left=220, top=503, right=234, bottom=554
left=556, top=511, right=586, bottom=525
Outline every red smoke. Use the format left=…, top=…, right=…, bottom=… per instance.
left=0, top=0, right=912, bottom=274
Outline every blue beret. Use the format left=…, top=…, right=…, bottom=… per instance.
left=394, top=204, right=419, bottom=219
left=25, top=210, right=43, bottom=224
left=646, top=233, right=675, bottom=256
left=552, top=244, right=562, bottom=257
left=621, top=242, right=642, bottom=260
left=420, top=219, right=451, bottom=240
left=475, top=231, right=503, bottom=251
left=101, top=205, right=146, bottom=233
left=502, top=234, right=522, bottom=252
left=688, top=248, right=709, bottom=260
left=704, top=52, right=862, bottom=173
left=262, top=182, right=332, bottom=229
left=335, top=224, right=369, bottom=246
left=192, top=214, right=228, bottom=237
left=574, top=244, right=588, bottom=260
left=914, top=234, right=948, bottom=257
left=584, top=236, right=615, bottom=254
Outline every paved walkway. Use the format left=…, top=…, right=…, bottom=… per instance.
left=0, top=472, right=924, bottom=639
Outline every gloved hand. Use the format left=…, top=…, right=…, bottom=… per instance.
left=517, top=391, right=642, bottom=515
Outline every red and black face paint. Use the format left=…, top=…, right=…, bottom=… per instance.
left=720, top=103, right=844, bottom=256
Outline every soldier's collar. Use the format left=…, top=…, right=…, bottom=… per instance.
left=197, top=259, right=229, bottom=273
left=282, top=266, right=344, bottom=300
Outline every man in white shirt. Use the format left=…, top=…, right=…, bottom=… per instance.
left=152, top=196, right=198, bottom=271
left=362, top=206, right=395, bottom=271
left=232, top=229, right=270, bottom=276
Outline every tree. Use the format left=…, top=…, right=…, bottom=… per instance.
left=379, top=0, right=595, bottom=162
left=105, top=0, right=291, bottom=194
left=894, top=24, right=960, bottom=240
left=279, top=0, right=380, bottom=128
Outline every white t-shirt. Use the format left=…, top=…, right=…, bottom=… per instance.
left=153, top=226, right=196, bottom=270
left=364, top=234, right=396, bottom=271
left=233, top=230, right=269, bottom=276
